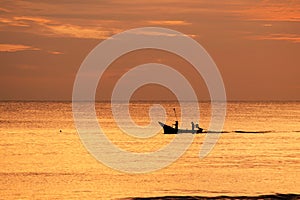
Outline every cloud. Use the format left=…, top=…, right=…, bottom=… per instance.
left=45, top=23, right=116, bottom=39
left=0, top=44, right=40, bottom=52
left=48, top=51, right=64, bottom=55
left=129, top=28, right=198, bottom=38
left=0, top=43, right=64, bottom=54
left=247, top=33, right=300, bottom=43
left=131, top=30, right=188, bottom=38
left=0, top=7, right=10, bottom=13
left=1, top=16, right=121, bottom=39
left=147, top=20, right=191, bottom=26
left=234, top=1, right=300, bottom=22
left=16, top=16, right=120, bottom=39
left=0, top=17, right=29, bottom=27
left=263, top=24, right=273, bottom=27
left=13, top=16, right=51, bottom=24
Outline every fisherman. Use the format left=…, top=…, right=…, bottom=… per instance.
left=191, top=122, right=195, bottom=134
left=173, top=121, right=178, bottom=130
left=196, top=124, right=203, bottom=133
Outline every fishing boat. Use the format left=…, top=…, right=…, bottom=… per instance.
left=158, top=108, right=204, bottom=134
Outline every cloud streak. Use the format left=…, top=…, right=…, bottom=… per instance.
left=1, top=16, right=121, bottom=39
left=248, top=33, right=300, bottom=43
left=234, top=0, right=300, bottom=22
left=147, top=20, right=191, bottom=26
left=0, top=44, right=40, bottom=52
left=0, top=43, right=64, bottom=54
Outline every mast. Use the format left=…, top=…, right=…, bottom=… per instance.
left=173, top=108, right=178, bottom=130
left=173, top=108, right=178, bottom=121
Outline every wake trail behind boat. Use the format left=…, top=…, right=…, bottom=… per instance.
left=233, top=130, right=272, bottom=134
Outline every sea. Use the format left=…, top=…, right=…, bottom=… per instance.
left=0, top=101, right=299, bottom=199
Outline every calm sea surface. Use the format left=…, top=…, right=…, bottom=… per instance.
left=0, top=101, right=299, bottom=199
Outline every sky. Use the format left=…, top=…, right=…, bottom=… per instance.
left=0, top=0, right=299, bottom=101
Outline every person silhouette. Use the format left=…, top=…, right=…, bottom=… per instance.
left=173, top=121, right=178, bottom=130
left=191, top=122, right=195, bottom=134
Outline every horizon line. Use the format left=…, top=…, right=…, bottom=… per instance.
left=0, top=99, right=299, bottom=103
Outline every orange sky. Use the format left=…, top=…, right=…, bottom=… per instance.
left=0, top=0, right=299, bottom=101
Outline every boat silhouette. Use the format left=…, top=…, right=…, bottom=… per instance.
left=158, top=108, right=204, bottom=134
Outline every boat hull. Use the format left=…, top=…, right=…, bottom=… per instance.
left=158, top=121, right=203, bottom=134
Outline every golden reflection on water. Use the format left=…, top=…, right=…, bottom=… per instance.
left=0, top=102, right=299, bottom=199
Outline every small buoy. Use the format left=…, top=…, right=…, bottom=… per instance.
left=59, top=130, right=62, bottom=133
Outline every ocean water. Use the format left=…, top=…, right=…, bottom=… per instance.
left=0, top=101, right=299, bottom=199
